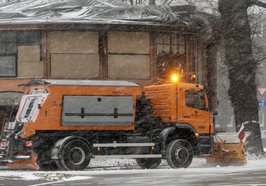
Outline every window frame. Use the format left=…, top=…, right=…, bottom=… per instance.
left=0, top=54, right=17, bottom=77
left=0, top=30, right=42, bottom=77
left=185, top=89, right=208, bottom=111
left=156, top=33, right=186, bottom=55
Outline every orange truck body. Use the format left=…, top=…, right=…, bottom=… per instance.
left=144, top=83, right=214, bottom=135
left=0, top=79, right=215, bottom=170
left=20, top=81, right=142, bottom=138
left=20, top=81, right=213, bottom=138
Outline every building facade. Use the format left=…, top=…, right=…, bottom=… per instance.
left=0, top=3, right=210, bottom=124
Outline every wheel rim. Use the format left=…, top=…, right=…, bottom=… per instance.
left=69, top=147, right=86, bottom=165
left=175, top=146, right=189, bottom=163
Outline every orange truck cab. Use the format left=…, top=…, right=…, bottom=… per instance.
left=0, top=79, right=214, bottom=170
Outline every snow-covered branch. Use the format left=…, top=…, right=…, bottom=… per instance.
left=253, top=0, right=266, bottom=8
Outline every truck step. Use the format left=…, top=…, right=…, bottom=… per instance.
left=93, top=143, right=155, bottom=147
left=13, top=155, right=31, bottom=160
left=199, top=144, right=212, bottom=147
left=200, top=154, right=212, bottom=157
left=94, top=154, right=162, bottom=159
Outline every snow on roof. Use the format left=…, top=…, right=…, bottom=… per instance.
left=0, top=0, right=189, bottom=26
left=22, top=79, right=140, bottom=87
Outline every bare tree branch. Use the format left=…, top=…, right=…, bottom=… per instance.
left=254, top=0, right=266, bottom=8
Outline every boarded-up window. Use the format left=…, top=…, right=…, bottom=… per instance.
left=108, top=55, right=150, bottom=79
left=0, top=31, right=41, bottom=77
left=108, top=32, right=149, bottom=54
left=51, top=54, right=99, bottom=78
left=108, top=32, right=150, bottom=79
left=18, top=46, right=43, bottom=78
left=49, top=32, right=99, bottom=79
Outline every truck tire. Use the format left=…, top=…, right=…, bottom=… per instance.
left=136, top=158, right=161, bottom=169
left=57, top=139, right=91, bottom=170
left=37, top=151, right=58, bottom=171
left=166, top=139, right=193, bottom=168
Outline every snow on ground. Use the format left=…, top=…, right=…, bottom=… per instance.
left=1, top=157, right=266, bottom=182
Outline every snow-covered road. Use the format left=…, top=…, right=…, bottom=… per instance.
left=0, top=158, right=266, bottom=185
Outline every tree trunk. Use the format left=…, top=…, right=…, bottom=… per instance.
left=149, top=0, right=155, bottom=5
left=218, top=0, right=263, bottom=154
left=206, top=43, right=218, bottom=113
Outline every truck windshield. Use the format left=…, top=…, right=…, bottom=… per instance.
left=185, top=90, right=207, bottom=110
left=17, top=94, right=48, bottom=122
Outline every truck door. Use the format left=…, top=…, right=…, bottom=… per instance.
left=178, top=89, right=212, bottom=134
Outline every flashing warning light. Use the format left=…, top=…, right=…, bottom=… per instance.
left=191, top=73, right=197, bottom=82
left=25, top=141, right=33, bottom=147
left=171, top=73, right=180, bottom=83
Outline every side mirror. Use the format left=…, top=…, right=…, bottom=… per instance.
left=212, top=111, right=218, bottom=115
left=205, top=87, right=210, bottom=96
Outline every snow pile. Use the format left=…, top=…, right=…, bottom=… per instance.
left=0, top=171, right=92, bottom=184
left=89, top=157, right=207, bottom=170
left=0, top=171, right=39, bottom=180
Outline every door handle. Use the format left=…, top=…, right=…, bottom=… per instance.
left=114, top=108, right=118, bottom=118
left=191, top=114, right=202, bottom=116
left=183, top=115, right=191, bottom=118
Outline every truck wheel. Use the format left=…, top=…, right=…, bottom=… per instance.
left=136, top=158, right=161, bottom=169
left=166, top=139, right=193, bottom=168
left=58, top=139, right=91, bottom=170
left=37, top=151, right=58, bottom=171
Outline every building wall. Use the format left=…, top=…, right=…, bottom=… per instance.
left=0, top=30, right=202, bottom=82
left=0, top=28, right=205, bottom=112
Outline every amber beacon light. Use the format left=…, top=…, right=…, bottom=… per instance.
left=170, top=73, right=180, bottom=83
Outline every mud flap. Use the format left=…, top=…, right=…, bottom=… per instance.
left=7, top=153, right=39, bottom=170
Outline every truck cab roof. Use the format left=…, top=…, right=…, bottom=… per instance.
left=145, top=82, right=204, bottom=90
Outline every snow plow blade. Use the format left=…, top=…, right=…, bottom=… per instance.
left=7, top=153, right=39, bottom=170
left=206, top=133, right=246, bottom=166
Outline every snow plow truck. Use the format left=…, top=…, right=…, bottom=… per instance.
left=0, top=79, right=245, bottom=170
